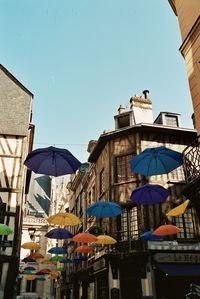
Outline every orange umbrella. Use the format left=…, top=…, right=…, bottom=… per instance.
left=75, top=245, right=94, bottom=253
left=72, top=232, right=97, bottom=243
left=154, top=224, right=181, bottom=236
left=28, top=252, right=44, bottom=259
left=40, top=259, right=54, bottom=265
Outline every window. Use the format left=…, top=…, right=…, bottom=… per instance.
left=115, top=154, right=135, bottom=183
left=99, top=169, right=105, bottom=195
left=120, top=207, right=138, bottom=241
left=165, top=115, right=178, bottom=127
left=168, top=166, right=185, bottom=181
left=174, top=207, right=196, bottom=239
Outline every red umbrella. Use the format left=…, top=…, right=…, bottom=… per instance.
left=75, top=245, right=94, bottom=253
left=153, top=224, right=181, bottom=236
left=28, top=252, right=44, bottom=259
left=72, top=232, right=97, bottom=243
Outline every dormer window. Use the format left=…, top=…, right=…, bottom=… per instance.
left=165, top=115, right=178, bottom=127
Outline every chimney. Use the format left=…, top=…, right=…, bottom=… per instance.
left=118, top=105, right=126, bottom=114
left=87, top=140, right=97, bottom=154
left=130, top=90, right=153, bottom=124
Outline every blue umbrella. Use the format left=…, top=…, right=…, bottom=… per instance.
left=73, top=256, right=87, bottom=262
left=130, top=146, right=183, bottom=176
left=140, top=231, right=164, bottom=241
left=61, top=258, right=73, bottom=264
left=22, top=258, right=36, bottom=263
left=87, top=201, right=123, bottom=218
left=24, top=146, right=82, bottom=177
left=130, top=184, right=169, bottom=205
left=48, top=246, right=67, bottom=254
left=45, top=228, right=73, bottom=240
left=24, top=266, right=36, bottom=271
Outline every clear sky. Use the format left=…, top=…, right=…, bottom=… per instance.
left=0, top=0, right=193, bottom=163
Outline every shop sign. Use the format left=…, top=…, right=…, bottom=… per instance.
left=93, top=258, right=106, bottom=272
left=154, top=252, right=200, bottom=263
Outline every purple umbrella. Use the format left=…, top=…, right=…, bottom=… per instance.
left=45, top=228, right=73, bottom=240
left=36, top=271, right=45, bottom=276
left=61, top=258, right=73, bottom=264
left=140, top=231, right=164, bottom=241
left=22, top=257, right=36, bottom=263
left=24, top=146, right=82, bottom=177
left=73, top=256, right=87, bottom=262
left=130, top=184, right=169, bottom=205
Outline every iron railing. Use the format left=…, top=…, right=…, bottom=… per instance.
left=183, top=135, right=200, bottom=184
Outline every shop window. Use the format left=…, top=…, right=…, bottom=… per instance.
left=115, top=154, right=135, bottom=183
left=120, top=207, right=138, bottom=241
left=174, top=207, right=196, bottom=239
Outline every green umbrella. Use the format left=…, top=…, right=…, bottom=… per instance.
left=50, top=256, right=64, bottom=262
left=0, top=224, right=13, bottom=235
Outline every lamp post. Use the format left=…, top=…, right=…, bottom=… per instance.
left=28, top=227, right=36, bottom=240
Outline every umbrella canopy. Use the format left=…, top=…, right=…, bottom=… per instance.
left=140, top=231, right=164, bottom=241
left=22, top=257, right=36, bottom=263
left=0, top=223, right=13, bottom=235
left=45, top=228, right=73, bottom=240
left=21, top=242, right=40, bottom=250
left=25, top=275, right=36, bottom=281
left=23, top=270, right=34, bottom=275
left=36, top=271, right=45, bottom=276
left=50, top=255, right=64, bottom=262
left=24, top=266, right=36, bottom=271
left=130, top=184, right=169, bottom=205
left=154, top=224, right=181, bottom=236
left=57, top=267, right=65, bottom=272
left=48, top=246, right=67, bottom=254
left=47, top=212, right=81, bottom=226
left=95, top=235, right=117, bottom=245
left=24, top=146, right=82, bottom=177
left=73, top=256, right=87, bottom=262
left=72, top=232, right=97, bottom=243
left=28, top=253, right=44, bottom=259
left=61, top=258, right=73, bottom=264
left=87, top=201, right=123, bottom=218
left=75, top=245, right=94, bottom=253
left=130, top=146, right=183, bottom=176
left=39, top=269, right=51, bottom=274
left=166, top=200, right=190, bottom=217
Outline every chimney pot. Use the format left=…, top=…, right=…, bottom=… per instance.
left=143, top=90, right=150, bottom=99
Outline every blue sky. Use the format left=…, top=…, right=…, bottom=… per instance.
left=0, top=0, right=193, bottom=162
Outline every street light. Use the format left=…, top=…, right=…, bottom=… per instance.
left=28, top=227, right=36, bottom=240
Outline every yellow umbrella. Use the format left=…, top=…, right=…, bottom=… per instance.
left=166, top=200, right=190, bottom=217
left=47, top=212, right=81, bottom=226
left=25, top=274, right=36, bottom=281
left=21, top=242, right=40, bottom=250
left=95, top=235, right=117, bottom=245
left=40, top=259, right=54, bottom=265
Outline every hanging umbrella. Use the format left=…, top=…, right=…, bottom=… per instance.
left=73, top=256, right=87, bottom=262
left=166, top=200, right=190, bottom=217
left=130, top=146, right=183, bottom=176
left=48, top=246, right=67, bottom=254
left=87, top=201, right=123, bottom=218
left=130, top=184, right=169, bottom=205
left=21, top=242, right=40, bottom=250
left=39, top=269, right=51, bottom=274
left=47, top=212, right=81, bottom=226
left=75, top=245, right=94, bottom=253
left=95, top=235, right=117, bottom=245
left=0, top=223, right=13, bottom=235
left=24, top=266, right=36, bottom=271
left=72, top=232, right=98, bottom=243
left=22, top=257, right=36, bottom=263
left=25, top=274, right=36, bottom=281
left=28, top=253, right=44, bottom=259
left=154, top=224, right=181, bottom=236
left=23, top=270, right=34, bottom=274
left=61, top=258, right=73, bottom=264
left=45, top=228, right=73, bottom=240
left=40, top=259, right=54, bottom=265
left=35, top=271, right=45, bottom=276
left=24, top=146, right=82, bottom=177
left=50, top=255, right=64, bottom=262
left=140, top=231, right=164, bottom=241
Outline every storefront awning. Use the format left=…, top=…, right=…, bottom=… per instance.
left=157, top=264, right=200, bottom=276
